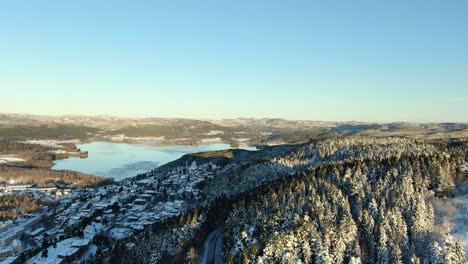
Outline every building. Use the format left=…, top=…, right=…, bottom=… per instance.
left=11, top=239, right=22, bottom=253
left=0, top=221, right=13, bottom=233
left=0, top=247, right=13, bottom=258
left=0, top=228, right=23, bottom=246
left=133, top=199, right=146, bottom=205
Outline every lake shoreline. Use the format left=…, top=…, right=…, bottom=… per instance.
left=52, top=141, right=257, bottom=181
left=0, top=138, right=256, bottom=185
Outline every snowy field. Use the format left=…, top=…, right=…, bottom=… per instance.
left=0, top=155, right=25, bottom=164
left=200, top=137, right=222, bottom=143
left=205, top=130, right=224, bottom=135
left=19, top=139, right=81, bottom=148
left=104, top=135, right=166, bottom=142
left=234, top=137, right=252, bottom=142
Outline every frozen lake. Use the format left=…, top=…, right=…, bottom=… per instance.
left=52, top=141, right=256, bottom=181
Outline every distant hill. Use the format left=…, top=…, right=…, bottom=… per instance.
left=0, top=113, right=466, bottom=145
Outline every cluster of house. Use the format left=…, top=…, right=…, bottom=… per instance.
left=0, top=184, right=73, bottom=197
left=0, top=162, right=222, bottom=263
left=0, top=214, right=44, bottom=259
left=73, top=163, right=216, bottom=239
left=26, top=237, right=93, bottom=264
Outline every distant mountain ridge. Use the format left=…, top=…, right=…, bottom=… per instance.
left=0, top=113, right=466, bottom=145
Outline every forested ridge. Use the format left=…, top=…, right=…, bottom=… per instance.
left=224, top=151, right=465, bottom=263
left=92, top=137, right=467, bottom=264
left=0, top=124, right=99, bottom=139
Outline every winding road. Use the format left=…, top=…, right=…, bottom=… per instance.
left=200, top=226, right=224, bottom=264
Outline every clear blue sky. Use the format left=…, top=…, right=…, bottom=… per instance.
left=1, top=1, right=467, bottom=122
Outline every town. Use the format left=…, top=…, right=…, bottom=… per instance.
left=0, top=161, right=221, bottom=264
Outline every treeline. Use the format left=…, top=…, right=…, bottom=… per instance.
left=0, top=124, right=98, bottom=139
left=0, top=168, right=112, bottom=188
left=0, top=139, right=51, bottom=152
left=0, top=139, right=54, bottom=167
left=0, top=194, right=55, bottom=220
left=202, top=137, right=466, bottom=200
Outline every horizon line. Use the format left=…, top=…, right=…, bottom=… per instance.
left=1, top=111, right=467, bottom=125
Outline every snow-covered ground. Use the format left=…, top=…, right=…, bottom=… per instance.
left=19, top=139, right=80, bottom=148
left=428, top=184, right=468, bottom=256
left=0, top=155, right=25, bottom=164
left=130, top=136, right=165, bottom=141
left=47, top=150, right=80, bottom=155
left=234, top=138, right=251, bottom=142
left=104, top=135, right=166, bottom=142
left=264, top=141, right=287, bottom=146
left=110, top=227, right=132, bottom=240
left=205, top=130, right=224, bottom=136
left=451, top=193, right=468, bottom=255
left=200, top=137, right=222, bottom=143
left=76, top=244, right=97, bottom=263
left=0, top=256, right=17, bottom=264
